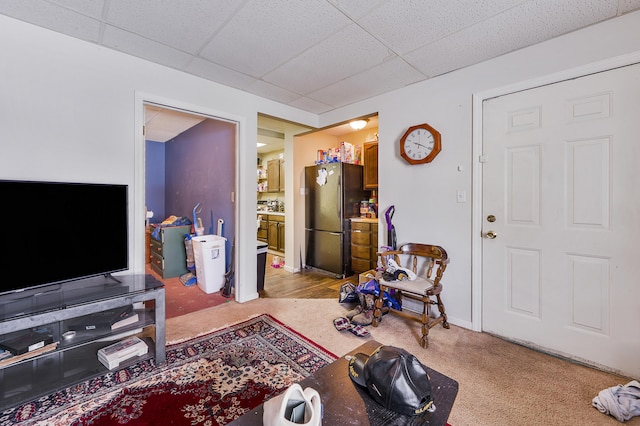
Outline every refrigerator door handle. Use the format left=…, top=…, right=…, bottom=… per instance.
left=337, top=179, right=341, bottom=218
left=329, top=232, right=341, bottom=236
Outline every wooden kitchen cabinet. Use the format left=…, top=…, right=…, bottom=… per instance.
left=363, top=142, right=378, bottom=190
left=267, top=215, right=285, bottom=252
left=350, top=219, right=378, bottom=273
left=267, top=160, right=283, bottom=193
left=257, top=215, right=268, bottom=242
left=277, top=219, right=285, bottom=252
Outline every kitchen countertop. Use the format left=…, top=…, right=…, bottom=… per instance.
left=256, top=211, right=285, bottom=216
left=350, top=217, right=378, bottom=223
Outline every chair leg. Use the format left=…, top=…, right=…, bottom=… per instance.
left=420, top=324, right=430, bottom=348
left=420, top=296, right=430, bottom=348
left=436, top=293, right=450, bottom=329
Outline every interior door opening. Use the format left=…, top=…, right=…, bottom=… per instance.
left=142, top=102, right=237, bottom=306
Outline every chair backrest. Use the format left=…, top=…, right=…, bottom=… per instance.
left=378, top=243, right=449, bottom=287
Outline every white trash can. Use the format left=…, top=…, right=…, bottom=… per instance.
left=192, top=235, right=227, bottom=294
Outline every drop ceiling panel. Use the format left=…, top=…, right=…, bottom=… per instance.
left=1, top=0, right=101, bottom=42
left=359, top=0, right=530, bottom=55
left=623, top=0, right=640, bottom=12
left=264, top=23, right=395, bottom=95
left=405, top=0, right=622, bottom=77
left=48, top=0, right=105, bottom=18
left=199, top=0, right=351, bottom=78
left=307, top=57, right=425, bottom=108
left=105, top=0, right=238, bottom=54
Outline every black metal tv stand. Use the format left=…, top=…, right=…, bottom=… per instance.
left=0, top=274, right=165, bottom=411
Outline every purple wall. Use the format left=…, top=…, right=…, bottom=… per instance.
left=145, top=140, right=166, bottom=223
left=164, top=119, right=236, bottom=254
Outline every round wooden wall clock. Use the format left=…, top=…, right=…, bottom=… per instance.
left=399, top=123, right=441, bottom=164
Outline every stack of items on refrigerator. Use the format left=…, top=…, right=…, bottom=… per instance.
left=315, top=142, right=361, bottom=165
left=97, top=336, right=148, bottom=370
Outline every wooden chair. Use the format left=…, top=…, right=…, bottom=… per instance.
left=372, top=243, right=450, bottom=348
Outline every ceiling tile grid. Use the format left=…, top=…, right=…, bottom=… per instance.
left=1, top=0, right=639, bottom=114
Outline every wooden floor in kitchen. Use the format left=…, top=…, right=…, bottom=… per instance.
left=261, top=253, right=357, bottom=299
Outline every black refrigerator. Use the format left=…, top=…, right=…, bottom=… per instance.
left=305, top=163, right=370, bottom=277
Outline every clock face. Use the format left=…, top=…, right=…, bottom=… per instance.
left=399, top=123, right=441, bottom=164
left=403, top=128, right=435, bottom=161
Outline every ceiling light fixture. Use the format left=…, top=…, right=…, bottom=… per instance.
left=349, top=119, right=368, bottom=130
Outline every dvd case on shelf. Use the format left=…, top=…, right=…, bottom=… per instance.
left=97, top=336, right=148, bottom=370
left=67, top=305, right=134, bottom=331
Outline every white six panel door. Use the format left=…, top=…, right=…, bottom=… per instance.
left=482, top=63, right=640, bottom=377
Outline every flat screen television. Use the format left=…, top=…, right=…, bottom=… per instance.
left=0, top=180, right=128, bottom=296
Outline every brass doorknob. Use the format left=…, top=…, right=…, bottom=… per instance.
left=485, top=230, right=497, bottom=239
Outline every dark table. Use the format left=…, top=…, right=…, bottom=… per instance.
left=230, top=340, right=458, bottom=426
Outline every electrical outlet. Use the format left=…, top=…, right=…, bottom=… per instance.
left=456, top=190, right=466, bottom=203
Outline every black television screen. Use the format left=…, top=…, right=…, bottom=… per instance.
left=0, top=180, right=128, bottom=295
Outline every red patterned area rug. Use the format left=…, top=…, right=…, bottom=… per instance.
left=1, top=314, right=337, bottom=426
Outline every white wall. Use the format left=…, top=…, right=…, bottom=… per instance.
left=318, top=10, right=640, bottom=327
left=0, top=15, right=317, bottom=304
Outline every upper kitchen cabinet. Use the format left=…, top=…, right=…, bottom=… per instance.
left=257, top=151, right=285, bottom=194
left=363, top=142, right=378, bottom=190
left=278, top=160, right=285, bottom=191
left=267, top=159, right=284, bottom=193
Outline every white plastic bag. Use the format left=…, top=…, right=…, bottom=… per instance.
left=263, top=383, right=322, bottom=426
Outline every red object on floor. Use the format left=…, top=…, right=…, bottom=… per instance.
left=147, top=266, right=232, bottom=319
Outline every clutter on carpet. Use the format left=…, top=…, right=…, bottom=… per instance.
left=334, top=276, right=400, bottom=336
left=592, top=380, right=640, bottom=422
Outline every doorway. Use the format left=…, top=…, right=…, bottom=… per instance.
left=480, top=63, right=640, bottom=377
left=260, top=114, right=379, bottom=293
left=141, top=102, right=237, bottom=317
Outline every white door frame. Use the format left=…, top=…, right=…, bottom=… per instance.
left=133, top=91, right=245, bottom=299
left=470, top=52, right=640, bottom=332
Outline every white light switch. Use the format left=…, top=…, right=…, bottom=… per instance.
left=456, top=190, right=466, bottom=203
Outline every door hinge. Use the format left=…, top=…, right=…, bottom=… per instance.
left=479, top=155, right=488, bottom=163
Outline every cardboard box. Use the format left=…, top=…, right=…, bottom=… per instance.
left=359, top=269, right=377, bottom=284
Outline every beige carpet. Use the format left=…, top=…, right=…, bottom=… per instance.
left=167, top=298, right=639, bottom=426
